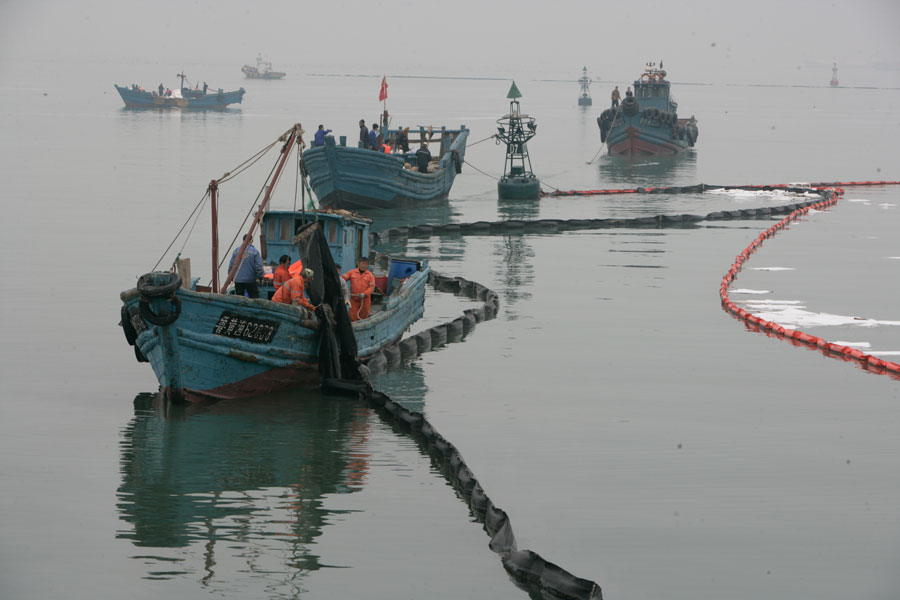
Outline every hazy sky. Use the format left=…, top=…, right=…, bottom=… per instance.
left=2, top=0, right=898, bottom=84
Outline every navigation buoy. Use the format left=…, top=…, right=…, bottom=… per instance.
left=497, top=82, right=541, bottom=200
left=578, top=66, right=592, bottom=106
left=830, top=62, right=839, bottom=87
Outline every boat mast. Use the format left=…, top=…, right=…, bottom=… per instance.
left=209, top=180, right=219, bottom=293
left=219, top=124, right=305, bottom=294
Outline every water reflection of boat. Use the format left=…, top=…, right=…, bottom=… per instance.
left=594, top=150, right=697, bottom=189
left=118, top=391, right=369, bottom=581
left=597, top=62, right=698, bottom=156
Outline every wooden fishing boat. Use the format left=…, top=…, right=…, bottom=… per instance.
left=596, top=62, right=698, bottom=156
left=114, top=73, right=245, bottom=109
left=119, top=124, right=429, bottom=402
left=302, top=124, right=469, bottom=209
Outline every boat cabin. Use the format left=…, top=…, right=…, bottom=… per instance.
left=633, top=67, right=678, bottom=112
left=261, top=209, right=371, bottom=275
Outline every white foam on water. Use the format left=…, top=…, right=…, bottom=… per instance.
left=741, top=299, right=803, bottom=307
left=745, top=304, right=900, bottom=329
left=878, top=203, right=896, bottom=209
left=886, top=256, right=900, bottom=260
left=749, top=266, right=795, bottom=271
left=833, top=341, right=872, bottom=348
left=846, top=198, right=870, bottom=203
left=730, top=289, right=772, bottom=295
left=869, top=351, right=900, bottom=356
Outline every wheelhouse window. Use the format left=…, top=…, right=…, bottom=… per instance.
left=280, top=219, right=292, bottom=241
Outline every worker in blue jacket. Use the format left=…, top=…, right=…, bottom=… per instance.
left=415, top=142, right=431, bottom=173
left=369, top=123, right=382, bottom=151
left=313, top=124, right=332, bottom=147
left=228, top=234, right=265, bottom=298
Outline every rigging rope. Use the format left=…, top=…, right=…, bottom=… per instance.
left=586, top=102, right=622, bottom=165
left=151, top=189, right=210, bottom=272
left=463, top=159, right=500, bottom=181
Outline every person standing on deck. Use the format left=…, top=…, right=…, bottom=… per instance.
left=359, top=119, right=369, bottom=149
left=273, top=255, right=291, bottom=291
left=397, top=127, right=410, bottom=153
left=369, top=123, right=382, bottom=152
left=313, top=124, right=332, bottom=147
left=272, top=268, right=317, bottom=318
left=415, top=142, right=431, bottom=173
left=158, top=83, right=164, bottom=96
left=342, top=258, right=375, bottom=321
left=611, top=86, right=620, bottom=108
left=228, top=234, right=264, bottom=298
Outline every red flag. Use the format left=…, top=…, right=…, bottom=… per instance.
left=378, top=76, right=388, bottom=101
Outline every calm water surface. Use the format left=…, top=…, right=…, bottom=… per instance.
left=1, top=58, right=899, bottom=599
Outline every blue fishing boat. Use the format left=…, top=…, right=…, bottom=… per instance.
left=597, top=62, right=698, bottom=156
left=119, top=125, right=429, bottom=402
left=302, top=124, right=469, bottom=209
left=114, top=73, right=245, bottom=109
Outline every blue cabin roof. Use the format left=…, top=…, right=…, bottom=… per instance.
left=261, top=209, right=371, bottom=273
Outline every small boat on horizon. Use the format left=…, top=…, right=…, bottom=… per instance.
left=596, top=62, right=698, bottom=156
left=302, top=121, right=469, bottom=209
left=119, top=124, right=429, bottom=402
left=114, top=72, right=245, bottom=109
left=242, top=54, right=286, bottom=80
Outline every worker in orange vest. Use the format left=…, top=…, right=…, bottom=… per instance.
left=272, top=268, right=316, bottom=317
left=272, top=255, right=291, bottom=290
left=341, top=257, right=375, bottom=321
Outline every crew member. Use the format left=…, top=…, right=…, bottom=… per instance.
left=369, top=123, right=381, bottom=151
left=273, top=255, right=291, bottom=290
left=397, top=126, right=410, bottom=152
left=272, top=268, right=316, bottom=317
left=158, top=83, right=164, bottom=96
left=313, top=124, right=332, bottom=147
left=415, top=142, right=431, bottom=173
left=342, top=258, right=375, bottom=321
left=611, top=85, right=620, bottom=108
left=228, top=234, right=264, bottom=298
left=359, top=119, right=369, bottom=148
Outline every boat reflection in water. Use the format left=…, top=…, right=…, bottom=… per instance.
left=595, top=149, right=697, bottom=189
left=117, top=390, right=371, bottom=588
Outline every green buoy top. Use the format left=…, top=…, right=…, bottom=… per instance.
left=506, top=81, right=522, bottom=99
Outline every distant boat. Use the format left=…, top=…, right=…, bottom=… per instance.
left=302, top=124, right=469, bottom=209
left=596, top=62, right=698, bottom=156
left=830, top=62, right=840, bottom=87
left=242, top=54, right=286, bottom=79
left=114, top=73, right=245, bottom=109
left=119, top=124, right=430, bottom=402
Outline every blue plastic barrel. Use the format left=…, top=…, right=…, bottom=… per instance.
left=386, top=259, right=418, bottom=294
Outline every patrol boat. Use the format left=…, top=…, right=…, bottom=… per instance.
left=241, top=54, right=287, bottom=79
left=119, top=124, right=429, bottom=402
left=302, top=121, right=469, bottom=209
left=596, top=62, right=698, bottom=155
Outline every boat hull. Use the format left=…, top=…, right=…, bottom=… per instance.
left=303, top=130, right=468, bottom=209
left=121, top=266, right=429, bottom=402
left=114, top=85, right=245, bottom=109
